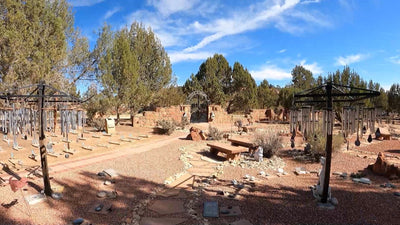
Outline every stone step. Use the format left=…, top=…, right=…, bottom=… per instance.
left=165, top=173, right=194, bottom=189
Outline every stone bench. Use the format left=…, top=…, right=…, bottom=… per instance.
left=207, top=143, right=248, bottom=161
left=228, top=137, right=256, bottom=154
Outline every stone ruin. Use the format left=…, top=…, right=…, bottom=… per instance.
left=368, top=152, right=400, bottom=179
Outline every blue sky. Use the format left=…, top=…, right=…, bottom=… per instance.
left=68, top=0, right=400, bottom=90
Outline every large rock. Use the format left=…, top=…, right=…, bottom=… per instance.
left=368, top=152, right=400, bottom=178
left=186, top=127, right=204, bottom=141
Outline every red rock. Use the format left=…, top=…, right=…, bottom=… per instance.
left=370, top=152, right=400, bottom=178
left=190, top=131, right=202, bottom=141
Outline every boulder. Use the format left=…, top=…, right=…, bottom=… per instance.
left=368, top=152, right=400, bottom=178
left=186, top=127, right=204, bottom=141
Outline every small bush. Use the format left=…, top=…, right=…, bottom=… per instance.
left=253, top=131, right=283, bottom=158
left=234, top=119, right=243, bottom=128
left=307, top=131, right=344, bottom=161
left=180, top=116, right=190, bottom=128
left=156, top=119, right=176, bottom=135
left=88, top=118, right=105, bottom=131
left=208, top=125, right=223, bottom=140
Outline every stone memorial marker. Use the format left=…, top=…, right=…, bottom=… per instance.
left=203, top=201, right=219, bottom=218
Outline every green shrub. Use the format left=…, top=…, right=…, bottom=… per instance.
left=88, top=118, right=105, bottom=131
left=253, top=131, right=283, bottom=158
left=307, top=131, right=344, bottom=161
left=208, top=125, right=223, bottom=140
left=156, top=119, right=176, bottom=135
left=180, top=116, right=190, bottom=128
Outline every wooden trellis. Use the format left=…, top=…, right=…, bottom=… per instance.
left=0, top=81, right=83, bottom=196
left=293, top=82, right=380, bottom=203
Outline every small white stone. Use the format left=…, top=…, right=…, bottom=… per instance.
left=330, top=197, right=339, bottom=206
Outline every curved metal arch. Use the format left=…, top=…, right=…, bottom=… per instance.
left=186, top=90, right=210, bottom=104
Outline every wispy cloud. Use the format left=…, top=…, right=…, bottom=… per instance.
left=147, top=0, right=200, bottom=17
left=68, top=0, right=104, bottom=7
left=335, top=53, right=368, bottom=66
left=389, top=55, right=400, bottom=64
left=169, top=51, right=215, bottom=64
left=300, top=59, right=323, bottom=74
left=278, top=49, right=287, bottom=53
left=184, top=0, right=301, bottom=52
left=103, top=7, right=121, bottom=20
left=301, top=0, right=320, bottom=4
left=124, top=0, right=329, bottom=63
left=250, top=64, right=292, bottom=81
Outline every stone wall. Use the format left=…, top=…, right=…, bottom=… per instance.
left=133, top=105, right=190, bottom=127
left=132, top=104, right=288, bottom=127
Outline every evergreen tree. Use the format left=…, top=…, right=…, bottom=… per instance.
left=0, top=0, right=80, bottom=90
left=183, top=54, right=231, bottom=105
left=228, top=62, right=257, bottom=113
left=129, top=22, right=172, bottom=106
left=257, top=79, right=278, bottom=108
left=291, top=65, right=315, bottom=89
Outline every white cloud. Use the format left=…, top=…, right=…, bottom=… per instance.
left=103, top=7, right=121, bottom=20
left=300, top=60, right=323, bottom=74
left=278, top=49, right=287, bottom=53
left=250, top=64, right=292, bottom=81
left=184, top=0, right=301, bottom=52
left=335, top=53, right=368, bottom=66
left=301, top=0, right=320, bottom=4
left=125, top=10, right=186, bottom=47
left=69, top=0, right=104, bottom=7
left=169, top=51, right=214, bottom=64
left=147, top=0, right=200, bottom=17
left=389, top=55, right=400, bottom=64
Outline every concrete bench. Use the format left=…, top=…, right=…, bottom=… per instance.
left=207, top=143, right=248, bottom=161
left=228, top=137, right=256, bottom=154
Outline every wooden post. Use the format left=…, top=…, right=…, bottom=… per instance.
left=53, top=102, right=57, bottom=133
left=322, top=82, right=333, bottom=203
left=38, top=82, right=52, bottom=196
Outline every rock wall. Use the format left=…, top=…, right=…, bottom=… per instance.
left=133, top=105, right=191, bottom=127
left=132, top=104, right=288, bottom=127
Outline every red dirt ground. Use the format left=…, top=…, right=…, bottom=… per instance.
left=0, top=123, right=399, bottom=225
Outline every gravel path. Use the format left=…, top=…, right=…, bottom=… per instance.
left=0, top=124, right=399, bottom=225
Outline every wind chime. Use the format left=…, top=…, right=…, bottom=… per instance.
left=342, top=106, right=356, bottom=138
left=289, top=108, right=299, bottom=148
left=364, top=107, right=376, bottom=143
left=300, top=106, right=312, bottom=140
left=375, top=107, right=382, bottom=139
left=354, top=104, right=364, bottom=146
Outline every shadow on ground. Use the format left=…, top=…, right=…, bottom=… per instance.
left=1, top=152, right=400, bottom=225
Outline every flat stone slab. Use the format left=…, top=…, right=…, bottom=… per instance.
left=158, top=189, right=181, bottom=197
left=230, top=219, right=254, bottom=225
left=148, top=200, right=185, bottom=215
left=352, top=178, right=371, bottom=185
left=203, top=201, right=219, bottom=218
left=165, top=173, right=194, bottom=189
left=228, top=137, right=255, bottom=148
left=140, top=217, right=187, bottom=225
left=25, top=193, right=46, bottom=205
left=207, top=143, right=248, bottom=154
left=103, top=168, right=118, bottom=177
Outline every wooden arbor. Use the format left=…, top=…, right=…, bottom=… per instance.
left=293, top=82, right=380, bottom=203
left=0, top=81, right=83, bottom=196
